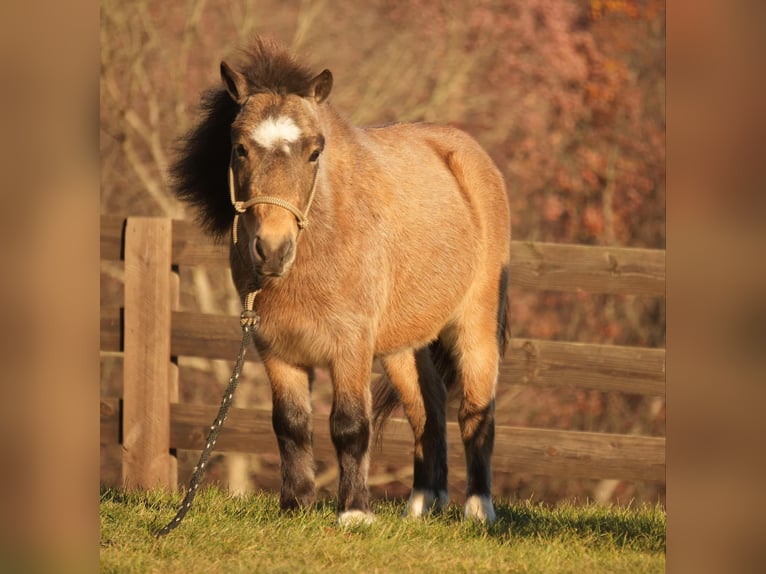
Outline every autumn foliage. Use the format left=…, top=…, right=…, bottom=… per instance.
left=101, top=0, right=665, bottom=505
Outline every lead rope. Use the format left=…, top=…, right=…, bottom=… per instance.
left=157, top=158, right=317, bottom=536
left=155, top=294, right=260, bottom=538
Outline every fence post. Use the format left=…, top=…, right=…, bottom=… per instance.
left=122, top=217, right=174, bottom=490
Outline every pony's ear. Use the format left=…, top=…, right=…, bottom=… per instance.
left=305, top=69, right=333, bottom=103
left=220, top=61, right=249, bottom=105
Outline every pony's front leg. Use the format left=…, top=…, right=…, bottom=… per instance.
left=329, top=348, right=374, bottom=525
left=263, top=357, right=316, bottom=510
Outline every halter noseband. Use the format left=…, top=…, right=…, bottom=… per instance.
left=229, top=164, right=318, bottom=245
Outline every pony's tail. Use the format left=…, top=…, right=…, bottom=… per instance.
left=497, top=265, right=511, bottom=359
left=371, top=373, right=400, bottom=441
left=371, top=340, right=460, bottom=444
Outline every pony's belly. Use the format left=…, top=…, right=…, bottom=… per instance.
left=374, top=264, right=474, bottom=355
left=374, top=305, right=449, bottom=356
left=374, top=332, right=439, bottom=357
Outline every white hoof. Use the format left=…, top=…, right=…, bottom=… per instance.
left=337, top=510, right=375, bottom=527
left=464, top=495, right=496, bottom=523
left=404, top=489, right=450, bottom=518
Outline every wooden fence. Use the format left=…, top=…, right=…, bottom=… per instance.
left=100, top=215, right=665, bottom=493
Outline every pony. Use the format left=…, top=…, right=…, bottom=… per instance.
left=172, top=37, right=511, bottom=525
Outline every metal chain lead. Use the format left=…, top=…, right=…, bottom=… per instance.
left=155, top=309, right=259, bottom=537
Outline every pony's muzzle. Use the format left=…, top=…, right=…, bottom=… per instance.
left=251, top=235, right=295, bottom=276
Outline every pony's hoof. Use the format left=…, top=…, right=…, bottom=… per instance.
left=403, top=489, right=450, bottom=518
left=337, top=510, right=375, bottom=527
left=464, top=495, right=496, bottom=524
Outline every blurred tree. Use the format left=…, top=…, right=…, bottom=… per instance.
left=100, top=0, right=665, bottom=505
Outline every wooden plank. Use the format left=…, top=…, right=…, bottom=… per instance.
left=100, top=216, right=229, bottom=267
left=171, top=219, right=229, bottom=267
left=170, top=403, right=275, bottom=454
left=488, top=425, right=665, bottom=482
left=100, top=307, right=121, bottom=352
left=100, top=269, right=124, bottom=308
left=122, top=217, right=174, bottom=490
left=100, top=215, right=126, bottom=262
left=510, top=241, right=665, bottom=296
left=103, top=399, right=665, bottom=482
left=169, top=310, right=257, bottom=362
left=166, top=311, right=665, bottom=396
left=101, top=307, right=665, bottom=396
left=102, top=216, right=666, bottom=296
left=167, top=403, right=664, bottom=483
left=100, top=397, right=120, bottom=444
left=502, top=339, right=665, bottom=396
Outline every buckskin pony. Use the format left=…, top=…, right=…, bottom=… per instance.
left=172, top=37, right=511, bottom=525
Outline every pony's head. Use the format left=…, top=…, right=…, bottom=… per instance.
left=222, top=59, right=332, bottom=278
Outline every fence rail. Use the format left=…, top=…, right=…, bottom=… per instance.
left=100, top=215, right=665, bottom=492
left=101, top=308, right=665, bottom=397
left=101, top=215, right=666, bottom=294
left=100, top=398, right=665, bottom=483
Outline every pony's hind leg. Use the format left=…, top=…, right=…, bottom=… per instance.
left=264, top=357, right=316, bottom=510
left=443, top=312, right=500, bottom=523
left=381, top=348, right=449, bottom=518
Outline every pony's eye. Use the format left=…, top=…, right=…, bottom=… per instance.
left=235, top=144, right=248, bottom=158
left=308, top=149, right=321, bottom=163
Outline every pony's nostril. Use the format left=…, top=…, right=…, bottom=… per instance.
left=254, top=237, right=268, bottom=261
left=277, top=240, right=293, bottom=264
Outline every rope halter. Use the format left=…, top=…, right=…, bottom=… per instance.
left=229, top=165, right=318, bottom=245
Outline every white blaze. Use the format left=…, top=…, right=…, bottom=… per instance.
left=250, top=115, right=302, bottom=151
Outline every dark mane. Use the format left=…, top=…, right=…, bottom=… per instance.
left=236, top=37, right=316, bottom=96
left=171, top=37, right=315, bottom=239
left=171, top=88, right=238, bottom=239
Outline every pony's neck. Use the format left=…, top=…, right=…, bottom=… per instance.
left=288, top=105, right=357, bottom=275
left=308, top=106, right=355, bottom=222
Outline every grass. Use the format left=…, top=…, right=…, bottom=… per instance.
left=100, top=488, right=665, bottom=573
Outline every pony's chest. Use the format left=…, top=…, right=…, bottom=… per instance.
left=253, top=299, right=339, bottom=367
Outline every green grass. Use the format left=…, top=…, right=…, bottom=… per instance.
left=100, top=488, right=665, bottom=573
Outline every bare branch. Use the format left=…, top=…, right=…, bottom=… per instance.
left=292, top=0, right=327, bottom=52
left=121, top=136, right=179, bottom=216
